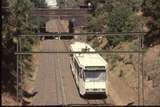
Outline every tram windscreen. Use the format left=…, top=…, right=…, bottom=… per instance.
left=84, top=70, right=106, bottom=82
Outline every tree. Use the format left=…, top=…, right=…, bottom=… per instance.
left=30, top=0, right=47, bottom=8
left=2, top=0, right=43, bottom=98
left=107, top=4, right=144, bottom=46
left=142, top=0, right=160, bottom=46
left=86, top=0, right=144, bottom=46
left=57, top=0, right=65, bottom=8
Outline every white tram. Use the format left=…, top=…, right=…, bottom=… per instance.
left=70, top=42, right=108, bottom=96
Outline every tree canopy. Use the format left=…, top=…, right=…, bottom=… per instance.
left=2, top=0, right=46, bottom=96
left=142, top=0, right=160, bottom=46
left=31, top=0, right=47, bottom=8
left=85, top=0, right=144, bottom=46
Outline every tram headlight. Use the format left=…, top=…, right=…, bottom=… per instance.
left=86, top=88, right=94, bottom=92
left=93, top=89, right=98, bottom=91
left=100, top=89, right=105, bottom=92
left=86, top=89, right=90, bottom=92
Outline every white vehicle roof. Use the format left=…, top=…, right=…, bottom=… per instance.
left=70, top=42, right=108, bottom=69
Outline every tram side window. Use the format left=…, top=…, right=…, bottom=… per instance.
left=79, top=68, right=82, bottom=78
left=83, top=72, right=85, bottom=81
left=80, top=71, right=83, bottom=78
left=74, top=60, right=79, bottom=73
left=71, top=55, right=73, bottom=60
left=74, top=60, right=77, bottom=68
left=80, top=70, right=85, bottom=81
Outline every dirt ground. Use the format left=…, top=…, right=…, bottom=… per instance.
left=2, top=93, right=20, bottom=106
left=89, top=37, right=160, bottom=105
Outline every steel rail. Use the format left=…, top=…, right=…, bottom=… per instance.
left=53, top=44, right=59, bottom=104
left=56, top=17, right=67, bottom=105
left=57, top=50, right=66, bottom=106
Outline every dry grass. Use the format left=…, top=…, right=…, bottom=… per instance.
left=89, top=37, right=160, bottom=105
left=22, top=42, right=41, bottom=104
left=2, top=93, right=21, bottom=106
left=109, top=42, right=160, bottom=105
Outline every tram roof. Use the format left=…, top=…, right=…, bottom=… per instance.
left=70, top=42, right=108, bottom=67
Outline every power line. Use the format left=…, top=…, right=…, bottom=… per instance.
left=17, top=32, right=147, bottom=37
left=15, top=50, right=145, bottom=55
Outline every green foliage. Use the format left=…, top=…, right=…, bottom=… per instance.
left=92, top=38, right=100, bottom=48
left=109, top=54, right=122, bottom=64
left=142, top=0, right=160, bottom=46
left=31, top=0, right=47, bottom=8
left=2, top=0, right=44, bottom=94
left=129, top=40, right=139, bottom=51
left=87, top=14, right=108, bottom=32
left=106, top=6, right=132, bottom=45
left=57, top=0, right=65, bottom=8
left=108, top=6, right=135, bottom=32
left=106, top=1, right=145, bottom=46
left=85, top=0, right=145, bottom=46
left=65, top=0, right=84, bottom=8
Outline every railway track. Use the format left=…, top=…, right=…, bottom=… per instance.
left=48, top=41, right=59, bottom=104
left=55, top=17, right=70, bottom=106
left=56, top=17, right=71, bottom=53
left=52, top=18, right=114, bottom=106
left=50, top=18, right=68, bottom=104
left=67, top=98, right=113, bottom=106
left=83, top=95, right=111, bottom=105
left=55, top=42, right=66, bottom=105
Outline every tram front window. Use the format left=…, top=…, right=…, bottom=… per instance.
left=85, top=70, right=106, bottom=82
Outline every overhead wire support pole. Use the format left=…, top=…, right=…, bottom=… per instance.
left=16, top=36, right=19, bottom=105
left=138, top=34, right=140, bottom=105
left=140, top=25, right=144, bottom=105
left=141, top=33, right=144, bottom=106
left=138, top=33, right=145, bottom=105
left=19, top=37, right=23, bottom=104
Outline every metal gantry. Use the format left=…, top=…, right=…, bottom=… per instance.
left=15, top=32, right=146, bottom=106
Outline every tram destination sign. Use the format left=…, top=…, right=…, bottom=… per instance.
left=85, top=66, right=106, bottom=70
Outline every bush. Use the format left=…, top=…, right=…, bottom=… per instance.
left=129, top=40, right=139, bottom=51
left=86, top=0, right=145, bottom=47
left=2, top=0, right=46, bottom=97
left=142, top=0, right=160, bottom=46
left=107, top=5, right=142, bottom=46
left=110, top=54, right=122, bottom=64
